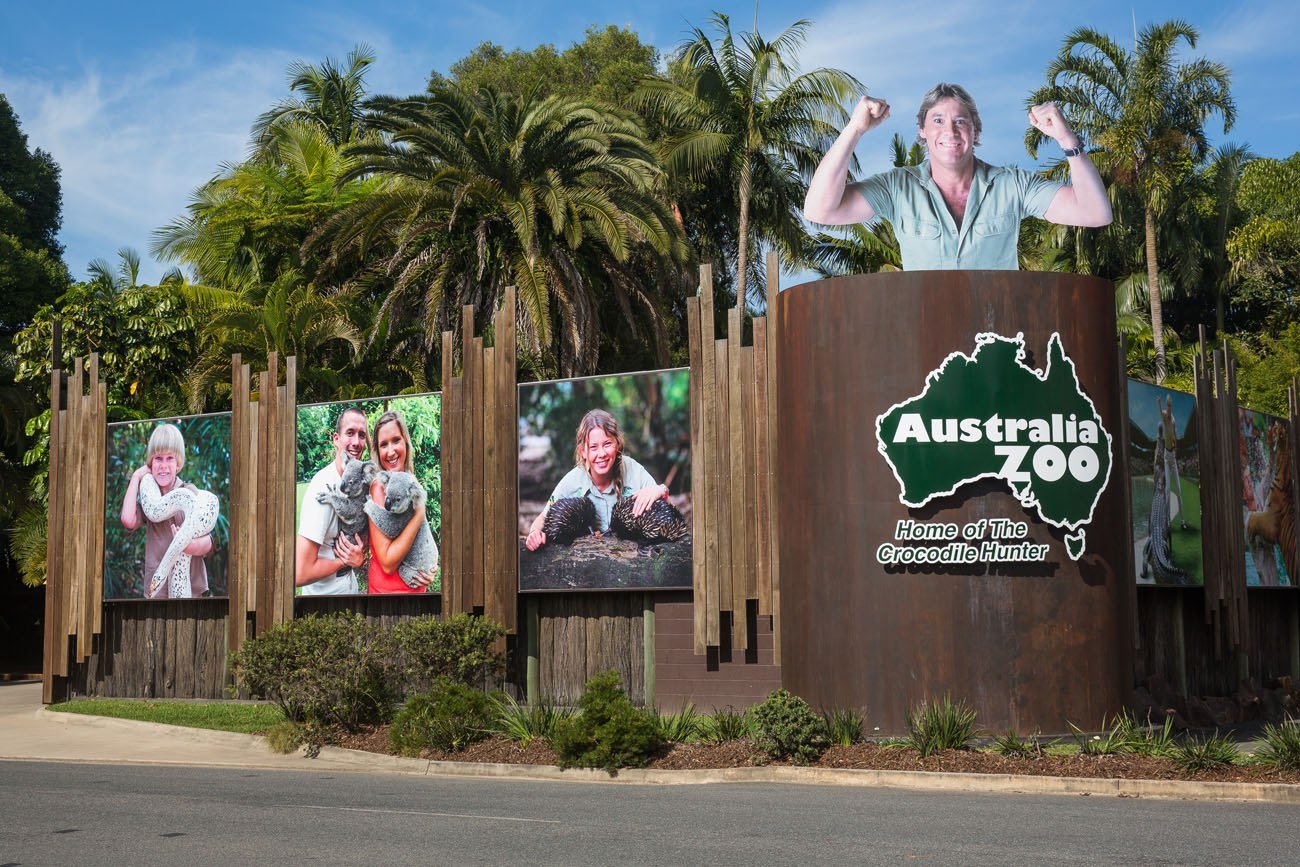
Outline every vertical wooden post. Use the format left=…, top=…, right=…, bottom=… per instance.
left=42, top=358, right=65, bottom=703
left=526, top=595, right=540, bottom=705
left=642, top=594, right=656, bottom=710
left=765, top=250, right=781, bottom=665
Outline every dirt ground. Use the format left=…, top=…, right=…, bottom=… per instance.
left=326, top=727, right=1300, bottom=784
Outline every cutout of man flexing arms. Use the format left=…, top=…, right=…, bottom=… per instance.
left=804, top=83, right=1112, bottom=270
left=295, top=407, right=369, bottom=595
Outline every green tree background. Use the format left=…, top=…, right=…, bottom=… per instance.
left=102, top=415, right=232, bottom=599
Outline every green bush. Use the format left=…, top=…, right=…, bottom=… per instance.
left=389, top=678, right=501, bottom=756
left=1068, top=714, right=1139, bottom=756
left=990, top=728, right=1041, bottom=759
left=1170, top=733, right=1241, bottom=774
left=823, top=707, right=866, bottom=746
left=1255, top=720, right=1300, bottom=771
left=905, top=696, right=977, bottom=758
left=702, top=707, right=750, bottom=743
left=392, top=614, right=506, bottom=691
left=750, top=689, right=830, bottom=764
left=1129, top=714, right=1177, bottom=757
left=552, top=671, right=664, bottom=774
left=657, top=702, right=704, bottom=743
left=491, top=693, right=574, bottom=747
left=230, top=613, right=400, bottom=728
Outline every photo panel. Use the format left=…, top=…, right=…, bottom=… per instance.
left=1239, top=407, right=1295, bottom=588
left=294, top=394, right=442, bottom=596
left=103, top=413, right=232, bottom=600
left=519, top=368, right=692, bottom=592
left=1128, top=380, right=1204, bottom=586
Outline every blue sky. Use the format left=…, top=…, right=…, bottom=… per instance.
left=2, top=0, right=1296, bottom=284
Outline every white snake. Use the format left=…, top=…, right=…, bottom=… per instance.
left=137, top=473, right=220, bottom=598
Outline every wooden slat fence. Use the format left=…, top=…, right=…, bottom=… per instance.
left=440, top=286, right=518, bottom=633
left=42, top=354, right=108, bottom=703
left=685, top=254, right=780, bottom=661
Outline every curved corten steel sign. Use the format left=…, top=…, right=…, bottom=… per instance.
left=776, top=271, right=1132, bottom=734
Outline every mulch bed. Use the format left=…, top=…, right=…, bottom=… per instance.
left=322, top=727, right=1300, bottom=784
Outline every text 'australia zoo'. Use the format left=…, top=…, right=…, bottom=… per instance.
left=875, top=333, right=1113, bottom=563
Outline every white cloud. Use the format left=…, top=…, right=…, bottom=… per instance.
left=1, top=46, right=294, bottom=282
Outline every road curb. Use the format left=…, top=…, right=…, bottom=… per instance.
left=39, top=709, right=1300, bottom=803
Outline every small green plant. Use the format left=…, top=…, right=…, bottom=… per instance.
left=905, top=696, right=978, bottom=758
left=990, top=728, right=1041, bottom=759
left=823, top=707, right=866, bottom=746
left=1255, top=720, right=1300, bottom=771
left=1128, top=714, right=1178, bottom=757
left=874, top=736, right=912, bottom=749
left=552, top=671, right=665, bottom=774
left=1170, top=733, right=1242, bottom=775
left=491, top=693, right=573, bottom=747
left=750, top=689, right=830, bottom=764
left=388, top=678, right=500, bottom=756
left=1068, top=715, right=1138, bottom=756
left=392, top=614, right=506, bottom=691
left=657, top=703, right=704, bottom=743
left=702, top=707, right=750, bottom=743
left=230, top=613, right=401, bottom=728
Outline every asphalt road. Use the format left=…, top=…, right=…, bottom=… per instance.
left=0, top=760, right=1292, bottom=866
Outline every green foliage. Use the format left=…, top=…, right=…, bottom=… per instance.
left=1128, top=715, right=1178, bottom=757
left=432, top=25, right=659, bottom=108
left=822, top=707, right=866, bottom=746
left=701, top=707, right=750, bottom=743
left=990, top=728, right=1043, bottom=759
left=750, top=689, right=830, bottom=764
left=1068, top=714, right=1140, bottom=756
left=9, top=504, right=47, bottom=588
left=1255, top=721, right=1300, bottom=771
left=1232, top=325, right=1300, bottom=416
left=389, top=678, right=500, bottom=756
left=552, top=670, right=665, bottom=773
left=101, top=415, right=232, bottom=599
left=490, top=693, right=573, bottom=747
left=391, top=614, right=505, bottom=691
left=1170, top=733, right=1241, bottom=774
left=230, top=613, right=401, bottom=728
left=656, top=702, right=704, bottom=743
left=905, top=696, right=978, bottom=758
left=265, top=721, right=319, bottom=755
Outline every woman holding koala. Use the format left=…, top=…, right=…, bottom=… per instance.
left=367, top=410, right=440, bottom=594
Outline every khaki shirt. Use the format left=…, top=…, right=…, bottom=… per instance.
left=850, top=159, right=1061, bottom=270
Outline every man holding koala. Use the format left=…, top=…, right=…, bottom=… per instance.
left=295, top=407, right=371, bottom=595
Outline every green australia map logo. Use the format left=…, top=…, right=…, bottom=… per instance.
left=875, top=332, right=1112, bottom=563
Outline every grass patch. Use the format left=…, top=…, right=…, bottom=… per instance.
left=49, top=699, right=285, bottom=734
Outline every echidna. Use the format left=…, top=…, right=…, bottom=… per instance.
left=543, top=496, right=598, bottom=544
left=610, top=497, right=691, bottom=544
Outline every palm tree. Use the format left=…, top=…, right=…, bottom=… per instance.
left=634, top=13, right=860, bottom=305
left=251, top=44, right=376, bottom=156
left=315, top=84, right=688, bottom=377
left=1027, top=19, right=1234, bottom=383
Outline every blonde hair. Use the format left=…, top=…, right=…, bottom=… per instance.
left=574, top=409, right=625, bottom=493
left=146, top=423, right=186, bottom=470
left=372, top=410, right=414, bottom=473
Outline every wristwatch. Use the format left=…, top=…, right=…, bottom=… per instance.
left=1061, top=142, right=1085, bottom=158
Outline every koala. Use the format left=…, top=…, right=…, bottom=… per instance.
left=363, top=470, right=439, bottom=589
left=316, top=458, right=376, bottom=543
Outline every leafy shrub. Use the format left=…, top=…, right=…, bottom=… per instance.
left=750, top=689, right=830, bottom=764
left=1170, top=733, right=1242, bottom=774
left=265, top=721, right=310, bottom=755
left=905, top=696, right=977, bottom=757
left=389, top=678, right=500, bottom=756
left=1255, top=720, right=1300, bottom=771
left=392, top=614, right=506, bottom=691
left=702, top=707, right=750, bottom=743
left=657, top=703, right=704, bottom=743
left=990, top=728, right=1041, bottom=759
left=231, top=613, right=400, bottom=728
left=1128, top=714, right=1177, bottom=757
left=491, top=693, right=573, bottom=747
left=552, top=671, right=664, bottom=774
left=823, top=707, right=866, bottom=746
